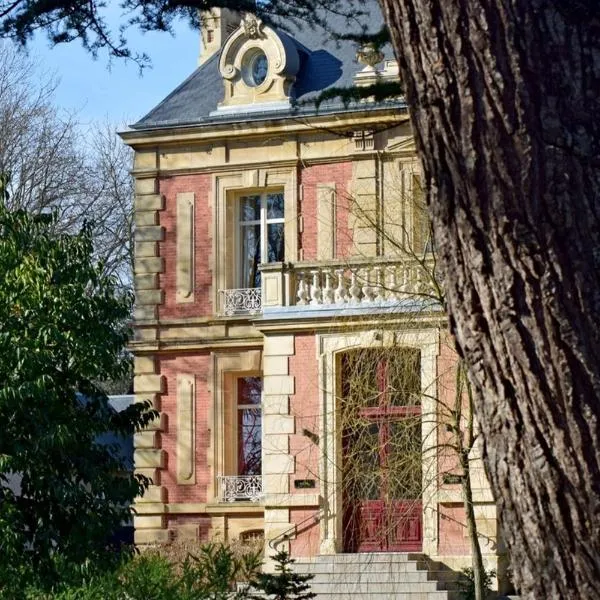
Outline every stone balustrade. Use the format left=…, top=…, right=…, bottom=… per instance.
left=292, top=259, right=437, bottom=307
left=220, top=258, right=437, bottom=315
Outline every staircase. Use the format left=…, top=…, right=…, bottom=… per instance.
left=292, top=553, right=461, bottom=600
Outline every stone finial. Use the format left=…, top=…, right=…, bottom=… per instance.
left=356, top=43, right=384, bottom=69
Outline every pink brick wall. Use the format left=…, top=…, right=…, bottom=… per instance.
left=288, top=334, right=320, bottom=559
left=288, top=333, right=320, bottom=495
left=158, top=174, right=213, bottom=320
left=156, top=352, right=212, bottom=505
left=289, top=508, right=320, bottom=558
left=299, top=162, right=354, bottom=260
left=437, top=504, right=471, bottom=555
left=436, top=335, right=469, bottom=496
left=435, top=335, right=473, bottom=556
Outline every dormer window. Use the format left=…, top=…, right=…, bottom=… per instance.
left=216, top=13, right=300, bottom=112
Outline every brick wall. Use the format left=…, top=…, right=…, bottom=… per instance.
left=290, top=508, right=320, bottom=558
left=299, top=162, right=354, bottom=260
left=288, top=333, right=320, bottom=494
left=158, top=174, right=213, bottom=319
left=437, top=335, right=463, bottom=486
left=156, top=352, right=212, bottom=504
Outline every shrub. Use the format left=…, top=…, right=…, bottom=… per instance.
left=15, top=538, right=263, bottom=600
left=457, top=567, right=496, bottom=600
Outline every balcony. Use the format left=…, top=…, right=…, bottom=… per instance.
left=221, top=287, right=262, bottom=316
left=217, top=475, right=263, bottom=502
left=219, top=257, right=438, bottom=316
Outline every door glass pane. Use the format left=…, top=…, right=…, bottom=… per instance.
left=240, top=195, right=260, bottom=222
left=267, top=192, right=284, bottom=219
left=267, top=223, right=284, bottom=262
left=240, top=223, right=261, bottom=287
left=342, top=350, right=381, bottom=408
left=344, top=422, right=381, bottom=501
left=388, top=418, right=422, bottom=499
left=238, top=408, right=262, bottom=476
left=237, top=377, right=262, bottom=405
left=388, top=349, right=421, bottom=407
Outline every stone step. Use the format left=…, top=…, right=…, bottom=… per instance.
left=305, top=592, right=460, bottom=600
left=308, top=571, right=439, bottom=583
left=294, top=561, right=423, bottom=574
left=290, top=552, right=460, bottom=600
left=310, top=581, right=443, bottom=593
left=295, top=552, right=425, bottom=564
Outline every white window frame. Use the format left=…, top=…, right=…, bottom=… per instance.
left=236, top=191, right=285, bottom=289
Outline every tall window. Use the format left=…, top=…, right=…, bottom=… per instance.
left=237, top=376, right=262, bottom=476
left=238, top=192, right=284, bottom=288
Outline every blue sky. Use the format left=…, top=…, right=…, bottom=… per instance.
left=30, top=18, right=199, bottom=127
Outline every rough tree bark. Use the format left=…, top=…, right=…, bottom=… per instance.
left=376, top=1, right=600, bottom=598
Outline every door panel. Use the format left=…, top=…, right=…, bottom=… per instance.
left=341, top=349, right=423, bottom=553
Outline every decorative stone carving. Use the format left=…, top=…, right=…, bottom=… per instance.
left=242, top=13, right=264, bottom=39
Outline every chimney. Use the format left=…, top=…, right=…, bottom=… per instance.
left=198, top=8, right=241, bottom=66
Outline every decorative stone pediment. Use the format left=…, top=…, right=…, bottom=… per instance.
left=216, top=13, right=300, bottom=112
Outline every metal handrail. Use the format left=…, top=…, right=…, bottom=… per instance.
left=268, top=507, right=324, bottom=552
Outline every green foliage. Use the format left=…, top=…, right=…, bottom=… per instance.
left=311, top=80, right=404, bottom=110
left=0, top=0, right=371, bottom=66
left=457, top=567, right=496, bottom=600
left=15, top=540, right=263, bottom=600
left=0, top=174, right=155, bottom=591
left=250, top=550, right=316, bottom=600
left=117, top=553, right=182, bottom=600
left=178, top=540, right=262, bottom=600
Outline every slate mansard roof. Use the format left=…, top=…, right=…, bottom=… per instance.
left=131, top=8, right=401, bottom=131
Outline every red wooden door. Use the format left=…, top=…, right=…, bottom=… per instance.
left=342, top=351, right=423, bottom=553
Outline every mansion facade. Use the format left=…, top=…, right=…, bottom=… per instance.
left=121, top=5, right=502, bottom=581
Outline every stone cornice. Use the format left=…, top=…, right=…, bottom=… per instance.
left=120, top=107, right=409, bottom=147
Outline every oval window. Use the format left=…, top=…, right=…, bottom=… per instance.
left=243, top=51, right=269, bottom=87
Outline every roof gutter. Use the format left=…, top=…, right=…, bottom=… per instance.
left=119, top=103, right=410, bottom=147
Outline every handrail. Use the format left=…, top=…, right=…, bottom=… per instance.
left=430, top=504, right=498, bottom=551
left=268, top=507, right=324, bottom=552
left=267, top=504, right=496, bottom=554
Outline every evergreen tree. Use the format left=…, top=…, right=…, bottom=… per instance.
left=250, top=550, right=316, bottom=600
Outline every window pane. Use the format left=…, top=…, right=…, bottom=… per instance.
left=238, top=377, right=262, bottom=405
left=240, top=224, right=261, bottom=288
left=267, top=223, right=284, bottom=262
left=238, top=408, right=262, bottom=476
left=240, top=195, right=261, bottom=222
left=267, top=192, right=284, bottom=219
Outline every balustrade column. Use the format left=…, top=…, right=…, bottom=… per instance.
left=310, top=270, right=323, bottom=305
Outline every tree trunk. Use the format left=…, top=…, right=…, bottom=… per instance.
left=377, top=1, right=600, bottom=597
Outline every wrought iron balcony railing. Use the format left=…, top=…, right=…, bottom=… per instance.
left=220, top=287, right=262, bottom=316
left=217, top=475, right=263, bottom=503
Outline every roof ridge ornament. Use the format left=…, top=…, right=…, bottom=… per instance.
left=243, top=13, right=264, bottom=39
left=357, top=42, right=384, bottom=69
